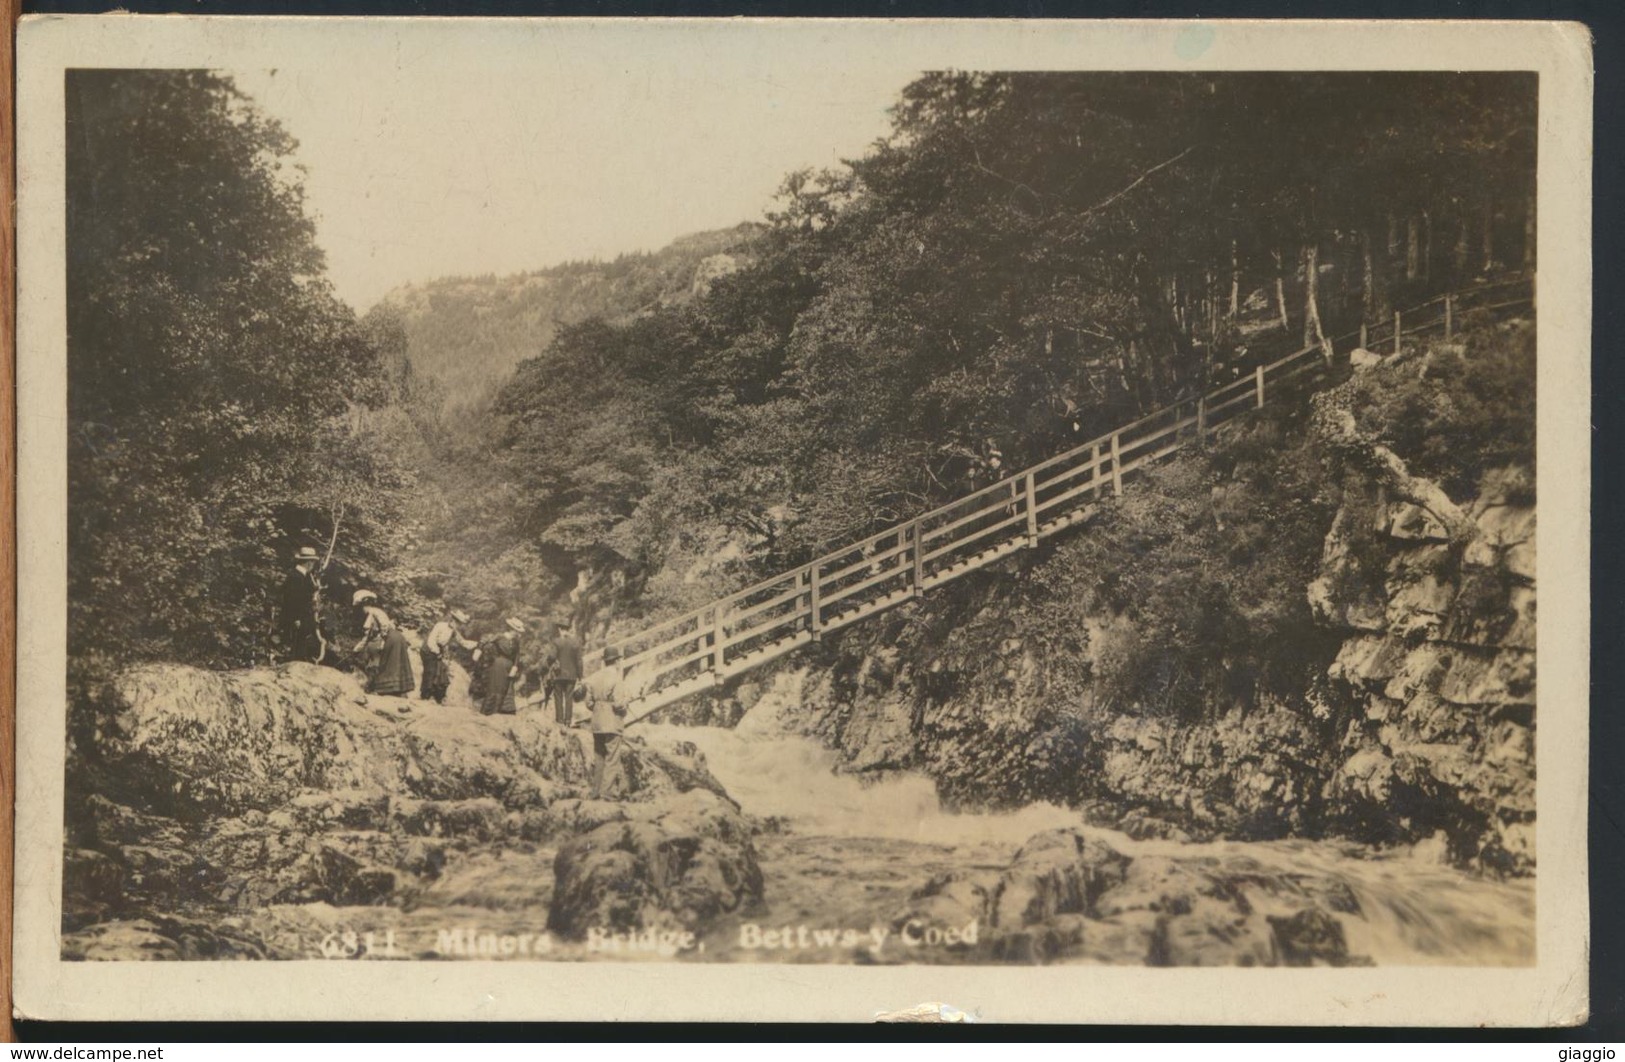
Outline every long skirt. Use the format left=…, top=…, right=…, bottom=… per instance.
left=370, top=629, right=416, bottom=696
left=481, top=654, right=517, bottom=715
left=421, top=652, right=451, bottom=701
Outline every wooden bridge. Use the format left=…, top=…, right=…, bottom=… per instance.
left=587, top=276, right=1534, bottom=726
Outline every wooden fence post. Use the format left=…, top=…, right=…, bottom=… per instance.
left=1090, top=443, right=1102, bottom=498
left=1359, top=321, right=1368, bottom=350
left=1444, top=294, right=1454, bottom=339
left=911, top=521, right=924, bottom=597
left=1196, top=397, right=1207, bottom=444
left=711, top=604, right=726, bottom=672
left=1393, top=310, right=1402, bottom=355
left=1110, top=432, right=1124, bottom=496
left=808, top=565, right=822, bottom=640
left=1255, top=364, right=1266, bottom=409
left=1024, top=471, right=1039, bottom=546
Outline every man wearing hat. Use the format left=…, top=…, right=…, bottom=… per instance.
left=480, top=617, right=527, bottom=716
left=278, top=546, right=323, bottom=663
left=546, top=619, right=584, bottom=726
left=584, top=646, right=630, bottom=800
left=421, top=607, right=477, bottom=704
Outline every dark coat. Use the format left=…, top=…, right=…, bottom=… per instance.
left=482, top=631, right=521, bottom=715
left=279, top=567, right=320, bottom=659
left=550, top=632, right=584, bottom=682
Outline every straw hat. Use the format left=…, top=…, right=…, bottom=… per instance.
left=450, top=609, right=470, bottom=624
left=352, top=589, right=378, bottom=606
left=505, top=617, right=526, bottom=634
left=294, top=546, right=319, bottom=562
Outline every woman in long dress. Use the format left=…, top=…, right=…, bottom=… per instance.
left=352, top=590, right=416, bottom=697
left=480, top=617, right=525, bottom=715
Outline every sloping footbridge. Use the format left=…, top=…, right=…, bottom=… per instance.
left=588, top=276, right=1533, bottom=726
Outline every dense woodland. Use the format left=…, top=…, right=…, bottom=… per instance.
left=67, top=70, right=1537, bottom=705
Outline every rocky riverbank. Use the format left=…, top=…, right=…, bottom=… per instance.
left=59, top=655, right=1535, bottom=966
left=63, top=661, right=763, bottom=958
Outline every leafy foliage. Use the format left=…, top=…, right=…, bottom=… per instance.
left=444, top=72, right=1534, bottom=634
left=67, top=71, right=403, bottom=669
left=1338, top=319, right=1537, bottom=499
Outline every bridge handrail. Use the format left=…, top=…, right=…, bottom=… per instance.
left=580, top=276, right=1533, bottom=710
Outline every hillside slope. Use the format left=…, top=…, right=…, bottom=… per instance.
left=375, top=222, right=763, bottom=415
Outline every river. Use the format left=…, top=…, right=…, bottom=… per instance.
left=635, top=688, right=1536, bottom=967
left=249, top=693, right=1533, bottom=967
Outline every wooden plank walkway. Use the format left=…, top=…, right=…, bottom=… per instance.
left=590, top=276, right=1533, bottom=726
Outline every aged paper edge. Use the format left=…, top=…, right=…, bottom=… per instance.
left=10, top=15, right=1594, bottom=1025
left=2, top=0, right=18, bottom=1045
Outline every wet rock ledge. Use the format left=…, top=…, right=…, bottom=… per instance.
left=63, top=662, right=763, bottom=958
left=893, top=828, right=1369, bottom=967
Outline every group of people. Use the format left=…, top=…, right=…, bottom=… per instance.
left=277, top=547, right=629, bottom=798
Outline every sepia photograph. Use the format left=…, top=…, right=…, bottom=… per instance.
left=12, top=17, right=1591, bottom=1024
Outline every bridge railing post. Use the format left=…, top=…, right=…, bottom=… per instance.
left=710, top=604, right=726, bottom=673
left=1255, top=364, right=1265, bottom=409
left=911, top=520, right=924, bottom=596
left=1444, top=293, right=1454, bottom=339
left=808, top=564, right=822, bottom=640
left=1024, top=471, right=1039, bottom=546
left=1110, top=432, right=1124, bottom=496
left=1393, top=310, right=1402, bottom=355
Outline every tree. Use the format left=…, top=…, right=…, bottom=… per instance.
left=439, top=71, right=1538, bottom=630
left=67, top=70, right=395, bottom=668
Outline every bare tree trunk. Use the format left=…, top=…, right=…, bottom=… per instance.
left=1273, top=249, right=1290, bottom=332
left=1523, top=190, right=1536, bottom=271
left=1229, top=238, right=1240, bottom=319
left=1361, top=230, right=1375, bottom=324
left=1206, top=269, right=1217, bottom=339
left=1303, top=242, right=1326, bottom=349
left=1387, top=213, right=1399, bottom=258
left=1481, top=200, right=1497, bottom=273
left=1405, top=215, right=1420, bottom=281
left=1454, top=212, right=1471, bottom=279
left=1422, top=209, right=1433, bottom=282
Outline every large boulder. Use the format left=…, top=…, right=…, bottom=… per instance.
left=893, top=829, right=1370, bottom=967
left=547, top=789, right=763, bottom=938
left=67, top=661, right=755, bottom=946
left=991, top=830, right=1132, bottom=927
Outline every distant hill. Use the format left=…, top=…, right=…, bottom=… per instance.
left=374, top=222, right=764, bottom=416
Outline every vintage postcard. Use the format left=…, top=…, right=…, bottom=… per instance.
left=11, top=16, right=1591, bottom=1024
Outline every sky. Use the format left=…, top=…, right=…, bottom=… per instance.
left=230, top=48, right=913, bottom=312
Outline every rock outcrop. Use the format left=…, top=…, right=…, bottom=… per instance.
left=1321, top=465, right=1536, bottom=873
left=892, top=828, right=1368, bottom=966
left=548, top=789, right=763, bottom=938
left=64, top=662, right=758, bottom=957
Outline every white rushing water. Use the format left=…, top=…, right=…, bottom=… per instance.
left=639, top=680, right=1535, bottom=966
